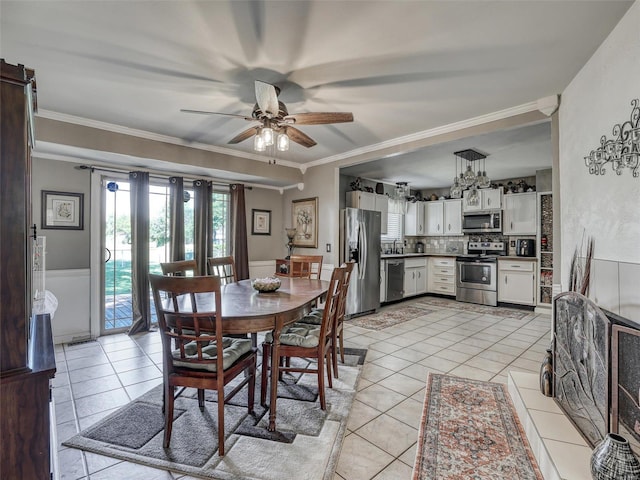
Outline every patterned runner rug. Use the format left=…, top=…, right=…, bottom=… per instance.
left=348, top=306, right=434, bottom=330
left=412, top=296, right=532, bottom=320
left=413, top=374, right=543, bottom=480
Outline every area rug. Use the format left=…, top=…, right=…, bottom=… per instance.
left=412, top=296, right=532, bottom=320
left=64, top=349, right=366, bottom=480
left=348, top=306, right=434, bottom=330
left=413, top=373, right=543, bottom=480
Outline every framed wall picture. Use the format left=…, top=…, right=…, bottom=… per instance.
left=251, top=209, right=271, bottom=235
left=41, top=190, right=84, bottom=230
left=292, top=197, right=318, bottom=248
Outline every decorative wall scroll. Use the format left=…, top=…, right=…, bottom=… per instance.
left=584, top=99, right=639, bottom=177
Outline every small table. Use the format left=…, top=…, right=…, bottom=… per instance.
left=170, top=277, right=328, bottom=431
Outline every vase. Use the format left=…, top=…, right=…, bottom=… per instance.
left=590, top=433, right=640, bottom=479
left=539, top=348, right=553, bottom=397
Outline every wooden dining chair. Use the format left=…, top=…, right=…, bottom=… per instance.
left=331, top=261, right=355, bottom=377
left=295, top=261, right=355, bottom=378
left=160, top=259, right=199, bottom=277
left=207, top=256, right=236, bottom=284
left=288, top=254, right=323, bottom=279
left=149, top=274, right=257, bottom=456
left=260, top=265, right=346, bottom=411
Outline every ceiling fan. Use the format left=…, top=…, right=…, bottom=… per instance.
left=181, top=81, right=353, bottom=150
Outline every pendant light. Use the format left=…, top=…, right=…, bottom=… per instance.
left=450, top=157, right=462, bottom=199
left=450, top=149, right=490, bottom=195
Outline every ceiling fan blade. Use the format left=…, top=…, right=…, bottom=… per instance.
left=254, top=80, right=279, bottom=117
left=228, top=126, right=259, bottom=144
left=181, top=109, right=253, bottom=121
left=284, top=112, right=354, bottom=125
left=286, top=127, right=317, bottom=148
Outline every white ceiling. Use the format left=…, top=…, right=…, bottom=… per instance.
left=0, top=0, right=632, bottom=188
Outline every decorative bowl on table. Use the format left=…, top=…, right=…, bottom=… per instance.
left=251, top=277, right=281, bottom=293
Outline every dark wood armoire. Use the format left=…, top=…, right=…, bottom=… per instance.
left=1, top=59, right=57, bottom=479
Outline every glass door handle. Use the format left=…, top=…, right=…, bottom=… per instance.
left=105, top=247, right=112, bottom=263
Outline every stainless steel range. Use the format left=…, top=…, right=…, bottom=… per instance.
left=456, top=241, right=506, bottom=307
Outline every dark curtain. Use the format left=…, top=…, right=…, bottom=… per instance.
left=128, top=171, right=150, bottom=335
left=193, top=179, right=213, bottom=276
left=230, top=184, right=249, bottom=280
left=169, top=176, right=185, bottom=262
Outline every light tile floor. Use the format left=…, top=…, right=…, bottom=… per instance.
left=53, top=297, right=551, bottom=479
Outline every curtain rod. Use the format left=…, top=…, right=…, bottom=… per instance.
left=75, top=164, right=252, bottom=189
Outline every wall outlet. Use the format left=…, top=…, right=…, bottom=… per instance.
left=510, top=240, right=516, bottom=247
left=326, top=243, right=331, bottom=252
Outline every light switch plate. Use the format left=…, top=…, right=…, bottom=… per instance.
left=326, top=244, right=331, bottom=252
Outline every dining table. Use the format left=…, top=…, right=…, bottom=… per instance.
left=172, top=276, right=328, bottom=431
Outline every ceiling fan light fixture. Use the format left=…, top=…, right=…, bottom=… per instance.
left=262, top=126, right=274, bottom=146
left=277, top=132, right=289, bottom=151
left=254, top=132, right=266, bottom=151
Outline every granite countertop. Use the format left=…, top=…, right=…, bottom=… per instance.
left=498, top=256, right=538, bottom=261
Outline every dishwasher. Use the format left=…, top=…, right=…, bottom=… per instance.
left=385, top=259, right=404, bottom=302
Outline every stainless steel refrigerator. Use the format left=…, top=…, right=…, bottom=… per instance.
left=340, top=208, right=381, bottom=317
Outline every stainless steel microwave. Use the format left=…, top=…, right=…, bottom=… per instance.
left=462, top=211, right=502, bottom=233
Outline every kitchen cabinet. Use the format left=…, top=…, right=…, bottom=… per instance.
left=425, top=202, right=444, bottom=235
left=404, top=201, right=425, bottom=236
left=346, top=190, right=388, bottom=234
left=403, top=258, right=427, bottom=297
left=426, top=200, right=462, bottom=236
left=463, top=188, right=502, bottom=212
left=375, top=195, right=388, bottom=234
left=427, top=257, right=456, bottom=296
left=444, top=200, right=462, bottom=235
left=503, top=192, right=537, bottom=235
left=498, top=259, right=536, bottom=306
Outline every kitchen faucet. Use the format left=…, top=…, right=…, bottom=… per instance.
left=393, top=239, right=401, bottom=254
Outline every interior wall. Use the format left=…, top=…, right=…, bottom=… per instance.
left=32, top=157, right=92, bottom=269
left=244, top=187, right=287, bottom=261
left=558, top=1, right=640, bottom=286
left=283, top=165, right=338, bottom=266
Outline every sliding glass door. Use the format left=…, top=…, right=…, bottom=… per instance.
left=100, top=176, right=229, bottom=334
left=103, top=178, right=132, bottom=332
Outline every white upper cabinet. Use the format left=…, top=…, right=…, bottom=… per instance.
left=463, top=188, right=502, bottom=212
left=426, top=202, right=444, bottom=235
left=503, top=192, right=537, bottom=235
left=425, top=200, right=462, bottom=236
left=346, top=191, right=388, bottom=234
left=443, top=199, right=462, bottom=235
left=346, top=191, right=376, bottom=210
left=375, top=194, right=388, bottom=234
left=404, top=201, right=425, bottom=236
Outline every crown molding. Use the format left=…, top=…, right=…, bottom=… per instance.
left=38, top=100, right=542, bottom=175
left=36, top=109, right=302, bottom=169
left=306, top=101, right=540, bottom=169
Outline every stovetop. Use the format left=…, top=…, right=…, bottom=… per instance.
left=461, top=241, right=506, bottom=260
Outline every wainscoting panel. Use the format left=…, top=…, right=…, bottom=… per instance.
left=248, top=260, right=276, bottom=279
left=47, top=269, right=91, bottom=344
left=590, top=258, right=640, bottom=324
